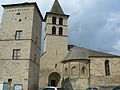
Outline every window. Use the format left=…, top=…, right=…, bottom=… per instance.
left=59, top=18, right=63, bottom=25
left=12, top=49, right=20, bottom=60
left=55, top=64, right=57, bottom=68
left=8, top=79, right=12, bottom=82
left=16, top=12, right=20, bottom=15
left=71, top=66, right=77, bottom=76
left=59, top=27, right=63, bottom=35
left=52, top=26, right=56, bottom=34
left=19, top=19, right=22, bottom=22
left=15, top=31, right=22, bottom=40
left=52, top=17, right=56, bottom=24
left=81, top=67, right=86, bottom=74
left=14, top=84, right=23, bottom=90
left=105, top=60, right=110, bottom=76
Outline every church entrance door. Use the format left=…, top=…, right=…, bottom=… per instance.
left=48, top=72, right=61, bottom=87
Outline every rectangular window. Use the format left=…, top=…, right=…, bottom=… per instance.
left=15, top=31, right=22, bottom=40
left=8, top=79, right=12, bottom=82
left=14, top=84, right=23, bottom=90
left=12, top=49, right=20, bottom=60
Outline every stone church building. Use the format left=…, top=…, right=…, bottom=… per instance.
left=0, top=0, right=120, bottom=90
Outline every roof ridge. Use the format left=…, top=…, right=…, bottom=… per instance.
left=75, top=46, right=118, bottom=56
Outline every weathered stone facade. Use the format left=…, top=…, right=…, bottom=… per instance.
left=0, top=0, right=120, bottom=90
left=90, top=57, right=120, bottom=88
left=0, top=3, right=42, bottom=90
left=61, top=58, right=120, bottom=90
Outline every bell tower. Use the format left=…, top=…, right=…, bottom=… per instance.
left=39, top=0, right=69, bottom=87
left=44, top=0, right=69, bottom=57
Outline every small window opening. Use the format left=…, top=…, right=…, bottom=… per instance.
left=8, top=79, right=12, bottom=82
left=52, top=26, right=56, bottom=34
left=71, top=66, right=77, bottom=76
left=59, top=18, right=63, bottom=25
left=55, top=64, right=57, bottom=68
left=52, top=17, right=56, bottom=24
left=19, top=19, right=22, bottom=22
left=12, top=49, right=21, bottom=60
left=105, top=60, right=110, bottom=76
left=15, top=30, right=22, bottom=40
left=16, top=12, right=20, bottom=15
left=81, top=67, right=86, bottom=74
left=59, top=27, right=63, bottom=35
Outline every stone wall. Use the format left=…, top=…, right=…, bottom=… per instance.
left=44, top=13, right=68, bottom=52
left=62, top=60, right=89, bottom=90
left=0, top=5, right=34, bottom=40
left=0, top=60, right=29, bottom=90
left=39, top=52, right=63, bottom=88
left=0, top=3, right=42, bottom=90
left=62, top=57, right=120, bottom=90
left=90, top=57, right=120, bottom=88
left=39, top=11, right=68, bottom=88
left=28, top=5, right=42, bottom=90
left=28, top=60, right=40, bottom=90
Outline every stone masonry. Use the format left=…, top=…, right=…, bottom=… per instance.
left=0, top=0, right=120, bottom=90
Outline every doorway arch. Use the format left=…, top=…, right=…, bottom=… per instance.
left=48, top=72, right=61, bottom=87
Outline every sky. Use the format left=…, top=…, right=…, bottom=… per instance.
left=0, top=0, right=120, bottom=55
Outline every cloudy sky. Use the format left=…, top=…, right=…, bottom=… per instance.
left=0, top=0, right=120, bottom=55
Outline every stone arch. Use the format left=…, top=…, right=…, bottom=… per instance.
left=52, top=16, right=56, bottom=24
left=48, top=72, right=61, bottom=87
left=52, top=26, right=56, bottom=34
left=105, top=60, right=110, bottom=76
left=71, top=66, right=77, bottom=76
left=59, top=17, right=63, bottom=25
left=59, top=27, right=63, bottom=35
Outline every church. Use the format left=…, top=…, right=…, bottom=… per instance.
left=0, top=0, right=120, bottom=90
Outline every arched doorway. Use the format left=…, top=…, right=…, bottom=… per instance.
left=48, top=72, right=61, bottom=87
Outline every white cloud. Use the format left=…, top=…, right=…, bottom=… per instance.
left=1, top=0, right=120, bottom=55
left=113, top=41, right=120, bottom=50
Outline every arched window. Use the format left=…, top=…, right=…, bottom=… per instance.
left=59, top=27, right=63, bottom=35
left=71, top=66, right=77, bottom=76
left=52, top=17, right=56, bottom=24
left=59, top=18, right=63, bottom=25
left=55, top=64, right=57, bottom=68
left=52, top=26, right=56, bottom=34
left=81, top=67, right=86, bottom=74
left=105, top=60, right=110, bottom=76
